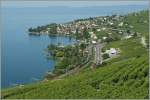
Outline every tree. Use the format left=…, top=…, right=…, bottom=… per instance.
left=83, top=27, right=90, bottom=39
left=133, top=32, right=137, bottom=37
left=105, top=37, right=113, bottom=43
left=28, top=27, right=33, bottom=32
left=102, top=53, right=110, bottom=59
left=92, top=28, right=96, bottom=32
left=126, top=30, right=131, bottom=35
left=80, top=43, right=86, bottom=57
left=37, top=26, right=41, bottom=33
left=75, top=28, right=80, bottom=39
left=48, top=23, right=57, bottom=35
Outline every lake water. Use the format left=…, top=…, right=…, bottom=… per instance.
left=1, top=5, right=148, bottom=88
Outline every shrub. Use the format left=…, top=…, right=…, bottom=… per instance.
left=137, top=71, right=145, bottom=79
left=53, top=69, right=65, bottom=75
left=89, top=80, right=100, bottom=89
left=125, top=79, right=135, bottom=86
left=133, top=79, right=145, bottom=88
left=112, top=77, right=119, bottom=83
left=142, top=67, right=149, bottom=77
left=56, top=51, right=64, bottom=57
left=45, top=73, right=56, bottom=79
left=122, top=74, right=128, bottom=81
left=103, top=53, right=110, bottom=59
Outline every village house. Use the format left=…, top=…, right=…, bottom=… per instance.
left=108, top=22, right=114, bottom=25
left=129, top=25, right=134, bottom=28
left=97, top=29, right=101, bottom=32
left=89, top=31, right=94, bottom=34
left=108, top=33, right=112, bottom=35
left=123, top=35, right=133, bottom=39
left=71, top=30, right=76, bottom=34
left=90, top=32, right=98, bottom=45
left=47, top=28, right=51, bottom=30
left=105, top=48, right=118, bottom=57
left=118, top=31, right=123, bottom=34
left=143, top=20, right=148, bottom=23
left=118, top=22, right=123, bottom=27
left=90, top=32, right=97, bottom=39
left=102, top=36, right=107, bottom=40
left=102, top=27, right=106, bottom=31
left=141, top=36, right=147, bottom=47
left=92, top=40, right=97, bottom=44
left=45, top=31, right=49, bottom=34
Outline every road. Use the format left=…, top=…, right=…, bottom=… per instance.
left=86, top=42, right=104, bottom=65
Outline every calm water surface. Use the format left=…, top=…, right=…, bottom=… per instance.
left=1, top=5, right=148, bottom=88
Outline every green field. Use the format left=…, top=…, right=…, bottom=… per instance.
left=1, top=10, right=149, bottom=99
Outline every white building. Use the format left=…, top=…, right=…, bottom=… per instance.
left=119, top=31, right=123, bottom=34
left=105, top=48, right=117, bottom=57
left=124, top=35, right=133, bottom=39
left=118, top=22, right=123, bottom=27
left=109, top=22, right=114, bottom=25
left=129, top=25, right=134, bottom=28
left=102, top=36, right=107, bottom=40
left=89, top=31, right=94, bottom=34
left=45, top=31, right=49, bottom=34
left=141, top=36, right=147, bottom=47
left=71, top=30, right=76, bottom=34
left=104, top=17, right=107, bottom=21
left=102, top=27, right=106, bottom=31
left=90, top=33, right=97, bottom=40
left=97, top=29, right=101, bottom=32
left=92, top=40, right=96, bottom=44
